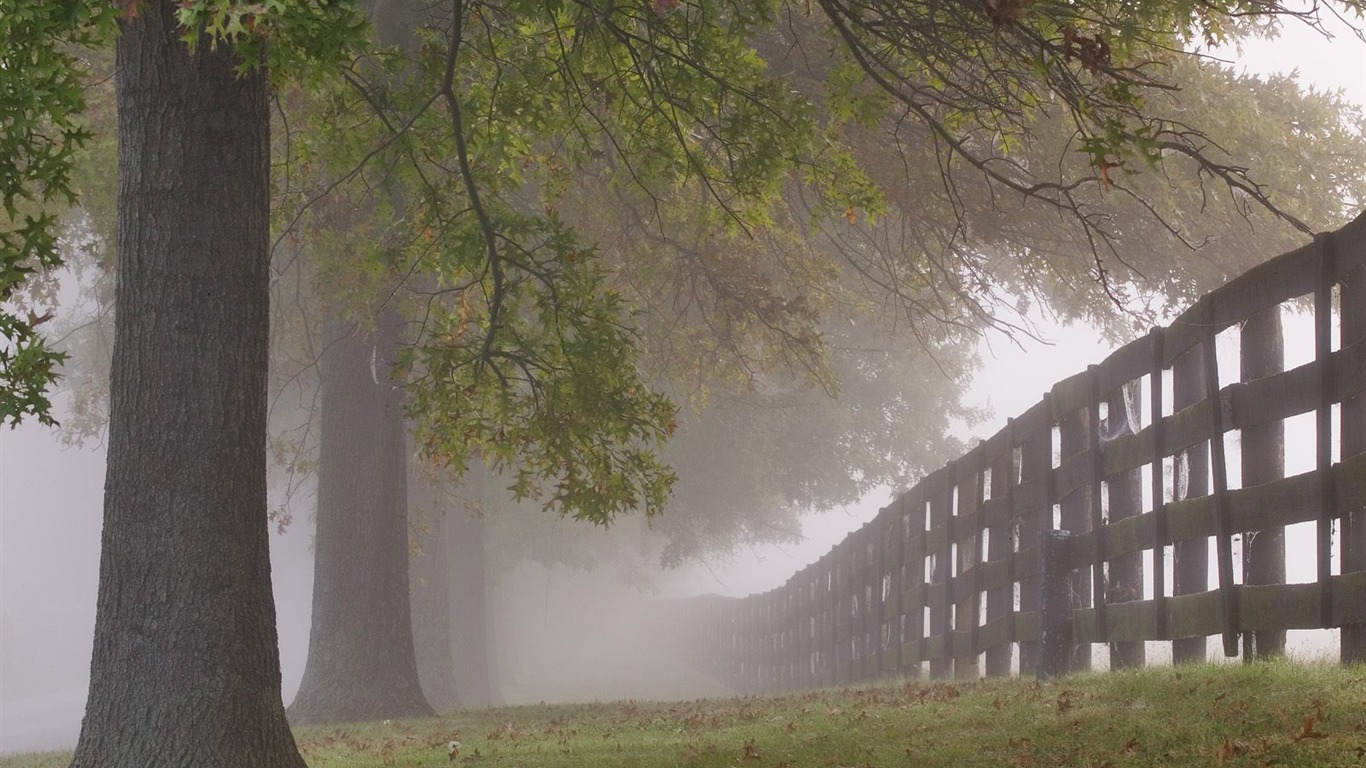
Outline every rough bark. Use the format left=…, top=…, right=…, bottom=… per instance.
left=287, top=312, right=434, bottom=725
left=70, top=3, right=304, bottom=765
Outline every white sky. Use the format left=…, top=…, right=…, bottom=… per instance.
left=2, top=17, right=1363, bottom=755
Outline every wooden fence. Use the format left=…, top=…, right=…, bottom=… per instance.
left=675, top=211, right=1366, bottom=690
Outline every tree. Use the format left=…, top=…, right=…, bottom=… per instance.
left=70, top=1, right=301, bottom=763
left=286, top=312, right=435, bottom=724
left=56, top=1, right=365, bottom=763
left=410, top=462, right=500, bottom=710
left=285, top=0, right=439, bottom=725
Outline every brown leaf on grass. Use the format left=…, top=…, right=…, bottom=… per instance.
left=742, top=738, right=761, bottom=760
left=1295, top=717, right=1325, bottom=740
left=1217, top=738, right=1248, bottom=762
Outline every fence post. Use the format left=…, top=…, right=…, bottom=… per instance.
left=1058, top=388, right=1093, bottom=672
left=891, top=498, right=907, bottom=677
left=954, top=462, right=983, bottom=680
left=928, top=470, right=954, bottom=679
left=1037, top=529, right=1075, bottom=680
left=820, top=558, right=830, bottom=687
left=1017, top=400, right=1052, bottom=675
left=1343, top=246, right=1366, bottom=664
left=1241, top=306, right=1286, bottom=659
left=875, top=510, right=890, bottom=680
left=984, top=423, right=1015, bottom=677
left=1106, top=381, right=1145, bottom=669
left=1149, top=329, right=1170, bottom=644
left=1172, top=334, right=1210, bottom=665
left=1313, top=234, right=1337, bottom=632
left=1202, top=301, right=1240, bottom=658
left=904, top=488, right=927, bottom=679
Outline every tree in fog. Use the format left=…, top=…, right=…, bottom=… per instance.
left=284, top=0, right=439, bottom=725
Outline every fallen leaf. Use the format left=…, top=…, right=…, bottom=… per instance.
left=1217, top=738, right=1248, bottom=762
left=1295, top=717, right=1325, bottom=741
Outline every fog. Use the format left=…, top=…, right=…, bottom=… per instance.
left=0, top=310, right=1348, bottom=753
left=2, top=23, right=1363, bottom=757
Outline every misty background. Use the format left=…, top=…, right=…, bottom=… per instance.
left=2, top=22, right=1363, bottom=756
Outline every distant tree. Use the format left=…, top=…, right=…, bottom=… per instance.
left=285, top=313, right=436, bottom=724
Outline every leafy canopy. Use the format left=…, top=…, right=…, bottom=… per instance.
left=0, top=0, right=117, bottom=427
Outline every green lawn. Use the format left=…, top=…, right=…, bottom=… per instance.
left=5, top=660, right=1364, bottom=767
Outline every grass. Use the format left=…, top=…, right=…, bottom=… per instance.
left=4, top=660, right=1364, bottom=767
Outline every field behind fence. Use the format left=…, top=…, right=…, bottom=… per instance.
left=675, top=211, right=1366, bottom=691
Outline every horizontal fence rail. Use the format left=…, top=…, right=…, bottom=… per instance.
left=674, top=211, right=1366, bottom=690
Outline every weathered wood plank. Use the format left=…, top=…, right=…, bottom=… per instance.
left=1077, top=573, right=1366, bottom=643
left=979, top=614, right=1013, bottom=656
left=1051, top=369, right=1093, bottom=419
left=1097, top=334, right=1154, bottom=398
left=1061, top=456, right=1365, bottom=567
left=1162, top=210, right=1366, bottom=366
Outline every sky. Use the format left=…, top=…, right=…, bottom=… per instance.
left=1, top=16, right=1364, bottom=756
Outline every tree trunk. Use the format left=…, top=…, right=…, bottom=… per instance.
left=409, top=470, right=462, bottom=713
left=449, top=470, right=499, bottom=708
left=71, top=3, right=304, bottom=765
left=287, top=312, right=434, bottom=724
